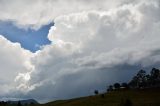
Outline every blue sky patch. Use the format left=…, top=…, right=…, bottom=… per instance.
left=0, top=21, right=53, bottom=52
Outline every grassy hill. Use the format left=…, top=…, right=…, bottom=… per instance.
left=40, top=88, right=160, bottom=106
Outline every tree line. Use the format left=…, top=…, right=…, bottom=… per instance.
left=93, top=68, right=160, bottom=94
left=0, top=101, right=35, bottom=106
left=93, top=68, right=160, bottom=106
left=106, top=68, right=160, bottom=92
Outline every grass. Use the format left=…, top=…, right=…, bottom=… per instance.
left=38, top=88, right=160, bottom=106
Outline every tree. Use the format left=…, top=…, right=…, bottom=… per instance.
left=107, top=85, right=113, bottom=92
left=114, top=83, right=120, bottom=89
left=17, top=101, right=22, bottom=106
left=129, top=69, right=147, bottom=88
left=129, top=68, right=160, bottom=88
left=137, top=70, right=146, bottom=86
left=121, top=83, right=129, bottom=89
left=94, top=90, right=99, bottom=95
left=145, top=74, right=151, bottom=87
left=150, top=68, right=160, bottom=86
left=129, top=76, right=139, bottom=88
left=0, top=101, right=7, bottom=106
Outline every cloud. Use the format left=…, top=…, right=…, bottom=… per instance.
left=0, top=0, right=160, bottom=103
left=12, top=0, right=160, bottom=102
left=0, top=35, right=32, bottom=97
left=0, top=0, right=124, bottom=29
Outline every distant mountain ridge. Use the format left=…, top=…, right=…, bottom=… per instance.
left=7, top=99, right=39, bottom=105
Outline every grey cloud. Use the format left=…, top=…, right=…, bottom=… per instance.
left=0, top=0, right=160, bottom=103
left=15, top=0, right=160, bottom=102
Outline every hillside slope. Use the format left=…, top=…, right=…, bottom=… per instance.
left=41, top=88, right=160, bottom=106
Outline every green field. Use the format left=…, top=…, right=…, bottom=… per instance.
left=40, top=88, right=160, bottom=106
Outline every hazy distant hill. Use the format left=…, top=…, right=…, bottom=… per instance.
left=41, top=88, right=160, bottom=106
left=8, top=99, right=38, bottom=105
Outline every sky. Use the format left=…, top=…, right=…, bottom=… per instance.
left=0, top=0, right=160, bottom=103
left=0, top=21, right=52, bottom=52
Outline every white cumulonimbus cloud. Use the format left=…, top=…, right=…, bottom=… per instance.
left=0, top=0, right=160, bottom=103
left=0, top=0, right=125, bottom=29
left=0, top=35, right=32, bottom=98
